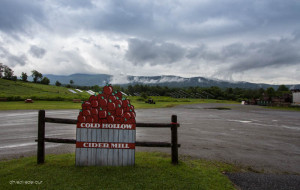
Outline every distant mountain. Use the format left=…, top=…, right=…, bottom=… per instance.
left=44, top=73, right=300, bottom=89
left=45, top=73, right=111, bottom=86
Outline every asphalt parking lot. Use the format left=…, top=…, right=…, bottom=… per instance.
left=0, top=103, right=299, bottom=174
left=137, top=104, right=300, bottom=174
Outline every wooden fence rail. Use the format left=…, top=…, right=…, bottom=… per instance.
left=37, top=110, right=180, bottom=165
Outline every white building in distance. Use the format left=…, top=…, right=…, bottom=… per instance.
left=291, top=89, right=300, bottom=105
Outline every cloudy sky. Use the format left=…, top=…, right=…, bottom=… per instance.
left=1, top=0, right=300, bottom=84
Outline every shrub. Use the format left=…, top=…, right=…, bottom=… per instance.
left=55, top=81, right=62, bottom=86
left=140, top=92, right=148, bottom=100
left=41, top=77, right=50, bottom=85
left=6, top=96, right=22, bottom=101
left=30, top=96, right=38, bottom=100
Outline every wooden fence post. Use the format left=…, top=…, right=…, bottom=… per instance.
left=37, top=110, right=45, bottom=164
left=171, top=115, right=178, bottom=164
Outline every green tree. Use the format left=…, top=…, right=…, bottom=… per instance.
left=266, top=87, right=276, bottom=98
left=11, top=76, right=17, bottom=81
left=3, top=65, right=13, bottom=80
left=258, top=88, right=265, bottom=95
left=140, top=92, right=148, bottom=100
left=70, top=80, right=74, bottom=85
left=224, top=88, right=235, bottom=100
left=127, top=85, right=134, bottom=95
left=41, top=77, right=50, bottom=85
left=0, top=63, right=3, bottom=78
left=21, top=72, right=28, bottom=82
left=208, top=86, right=223, bottom=99
left=277, top=85, right=289, bottom=92
left=55, top=80, right=62, bottom=86
left=276, top=85, right=290, bottom=97
left=92, top=85, right=100, bottom=92
left=31, top=70, right=43, bottom=83
left=112, top=85, right=121, bottom=92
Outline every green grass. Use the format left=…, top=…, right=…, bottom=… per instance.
left=0, top=78, right=238, bottom=110
left=0, top=97, right=238, bottom=110
left=0, top=152, right=237, bottom=190
left=0, top=101, right=82, bottom=110
left=129, top=96, right=238, bottom=109
left=0, top=78, right=90, bottom=101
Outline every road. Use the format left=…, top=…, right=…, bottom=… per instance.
left=0, top=104, right=299, bottom=174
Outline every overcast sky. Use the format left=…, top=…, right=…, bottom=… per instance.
left=1, top=0, right=300, bottom=84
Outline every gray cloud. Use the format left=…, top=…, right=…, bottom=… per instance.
left=221, top=43, right=247, bottom=59
left=90, top=1, right=154, bottom=34
left=29, top=45, right=46, bottom=58
left=0, top=0, right=45, bottom=34
left=126, top=38, right=185, bottom=65
left=0, top=46, right=27, bottom=66
left=186, top=43, right=248, bottom=64
left=1, top=0, right=300, bottom=83
left=186, top=35, right=300, bottom=73
left=186, top=45, right=222, bottom=62
left=1, top=0, right=300, bottom=41
left=80, top=38, right=92, bottom=44
left=55, top=0, right=94, bottom=9
left=114, top=45, right=121, bottom=50
left=53, top=50, right=92, bottom=74
left=1, top=0, right=299, bottom=42
left=81, top=0, right=300, bottom=41
left=229, top=36, right=300, bottom=72
left=8, top=54, right=27, bottom=67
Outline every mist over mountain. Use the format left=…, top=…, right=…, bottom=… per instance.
left=44, top=73, right=300, bottom=90
left=45, top=73, right=111, bottom=86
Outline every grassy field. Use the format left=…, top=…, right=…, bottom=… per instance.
left=0, top=97, right=238, bottom=110
left=0, top=78, right=238, bottom=110
left=0, top=78, right=90, bottom=101
left=129, top=96, right=237, bottom=109
left=0, top=152, right=238, bottom=190
left=0, top=101, right=82, bottom=110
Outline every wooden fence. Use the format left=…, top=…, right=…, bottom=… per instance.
left=37, top=110, right=180, bottom=165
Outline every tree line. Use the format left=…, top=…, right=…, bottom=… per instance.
left=0, top=63, right=52, bottom=85
left=72, top=83, right=291, bottom=102
left=0, top=64, right=80, bottom=89
left=122, top=84, right=291, bottom=102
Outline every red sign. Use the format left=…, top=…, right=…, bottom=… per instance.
left=76, top=84, right=136, bottom=166
left=77, top=123, right=136, bottom=130
left=76, top=142, right=135, bottom=149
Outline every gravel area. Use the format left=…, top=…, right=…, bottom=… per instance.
left=226, top=172, right=300, bottom=190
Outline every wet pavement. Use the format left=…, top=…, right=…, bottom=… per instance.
left=226, top=172, right=300, bottom=190
left=0, top=104, right=299, bottom=174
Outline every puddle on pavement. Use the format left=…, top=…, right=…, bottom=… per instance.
left=185, top=106, right=232, bottom=110
left=204, top=107, right=231, bottom=110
